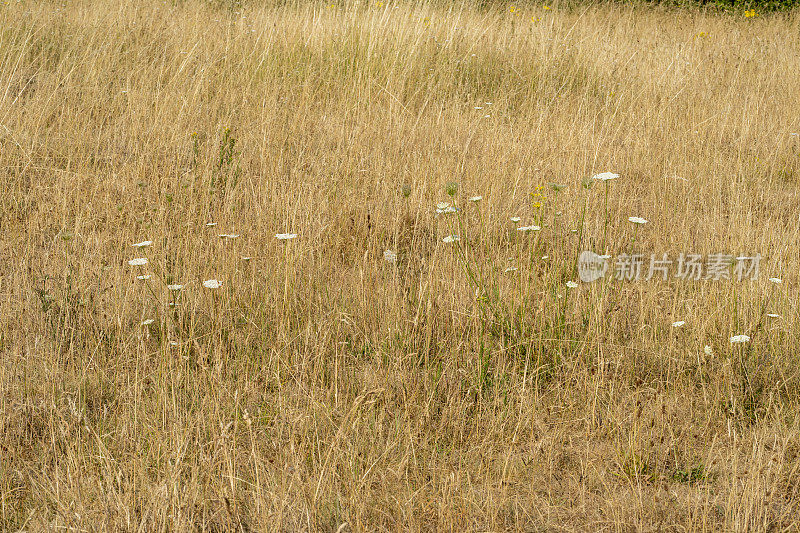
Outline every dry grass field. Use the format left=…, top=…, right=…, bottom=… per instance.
left=2, top=0, right=800, bottom=530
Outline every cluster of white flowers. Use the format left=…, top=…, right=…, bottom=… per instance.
left=125, top=169, right=782, bottom=355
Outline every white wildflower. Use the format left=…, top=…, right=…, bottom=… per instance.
left=592, top=172, right=619, bottom=181
left=203, top=279, right=222, bottom=289
left=275, top=233, right=298, bottom=240
left=566, top=281, right=578, bottom=288
left=128, top=258, right=148, bottom=266
left=628, top=217, right=648, bottom=225
left=383, top=249, right=397, bottom=263
left=730, top=334, right=750, bottom=344
left=132, top=241, right=152, bottom=248
left=672, top=321, right=685, bottom=328
left=442, top=235, right=460, bottom=243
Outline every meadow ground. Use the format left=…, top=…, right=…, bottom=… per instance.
left=2, top=0, right=800, bottom=530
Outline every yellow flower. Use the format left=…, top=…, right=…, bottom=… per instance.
left=510, top=5, right=516, bottom=13
left=543, top=5, right=550, bottom=10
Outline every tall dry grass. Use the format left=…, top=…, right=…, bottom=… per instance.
left=2, top=0, right=800, bottom=530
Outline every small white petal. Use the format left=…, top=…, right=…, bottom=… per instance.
left=203, top=279, right=222, bottom=289
left=128, top=258, right=148, bottom=266
left=132, top=240, right=152, bottom=247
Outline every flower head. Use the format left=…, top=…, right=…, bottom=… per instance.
left=517, top=225, right=541, bottom=232
left=566, top=281, right=578, bottom=288
left=769, top=277, right=782, bottom=284
left=132, top=240, right=152, bottom=248
left=167, top=284, right=184, bottom=291
left=592, top=172, right=619, bottom=181
left=628, top=216, right=648, bottom=225
left=275, top=233, right=298, bottom=240
left=137, top=275, right=151, bottom=280
left=383, top=249, right=397, bottom=263
left=442, top=235, right=460, bottom=243
left=468, top=196, right=483, bottom=202
left=510, top=216, right=521, bottom=223
left=730, top=334, right=750, bottom=344
left=218, top=234, right=240, bottom=239
left=128, top=258, right=148, bottom=266
left=141, top=319, right=155, bottom=326
left=436, top=202, right=457, bottom=215
left=203, top=279, right=222, bottom=289
left=672, top=321, right=685, bottom=328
